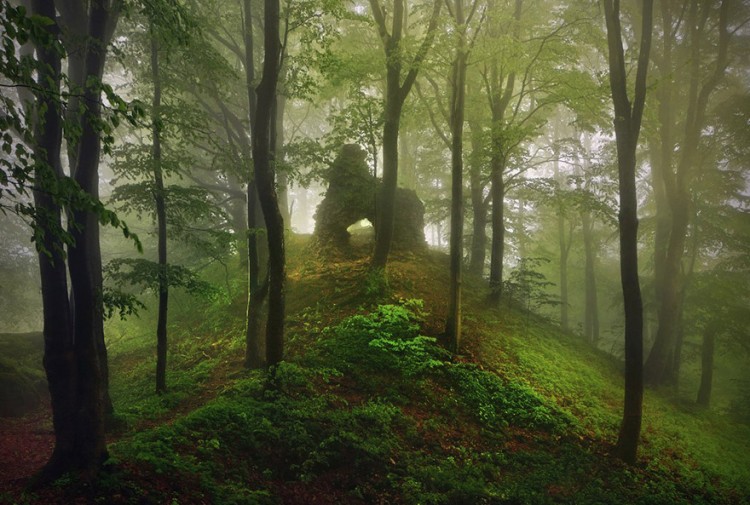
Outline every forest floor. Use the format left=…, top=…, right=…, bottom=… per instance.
left=1, top=234, right=749, bottom=504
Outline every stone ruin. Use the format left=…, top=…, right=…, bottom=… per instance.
left=314, top=144, right=426, bottom=250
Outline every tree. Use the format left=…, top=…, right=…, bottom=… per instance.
left=368, top=0, right=441, bottom=270
left=444, top=0, right=484, bottom=353
left=27, top=0, right=79, bottom=484
left=644, top=0, right=732, bottom=387
left=254, top=0, right=285, bottom=367
left=10, top=0, right=130, bottom=482
left=601, top=0, right=653, bottom=464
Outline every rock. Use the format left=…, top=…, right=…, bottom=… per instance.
left=314, top=144, right=426, bottom=250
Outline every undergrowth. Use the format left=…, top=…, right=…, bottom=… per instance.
left=12, top=244, right=748, bottom=504
left=100, top=298, right=749, bottom=505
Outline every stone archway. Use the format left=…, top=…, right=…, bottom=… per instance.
left=314, top=144, right=426, bottom=251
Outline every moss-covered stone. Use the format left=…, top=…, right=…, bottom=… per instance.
left=314, top=144, right=426, bottom=250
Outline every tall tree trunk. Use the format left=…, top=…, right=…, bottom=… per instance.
left=243, top=0, right=266, bottom=368
left=582, top=211, right=600, bottom=344
left=150, top=26, right=169, bottom=395
left=56, top=0, right=118, bottom=423
left=488, top=156, right=505, bottom=304
left=555, top=155, right=569, bottom=331
left=445, top=0, right=468, bottom=353
left=372, top=74, right=402, bottom=269
left=603, top=0, right=653, bottom=465
left=696, top=324, right=717, bottom=407
left=65, top=0, right=121, bottom=479
left=369, top=0, right=441, bottom=270
left=255, top=0, right=285, bottom=367
left=468, top=114, right=487, bottom=275
left=645, top=0, right=730, bottom=387
left=29, top=0, right=77, bottom=482
left=485, top=0, right=521, bottom=304
left=274, top=83, right=291, bottom=227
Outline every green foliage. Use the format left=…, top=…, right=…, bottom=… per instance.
left=503, top=257, right=560, bottom=312
left=104, top=258, right=219, bottom=300
left=363, top=267, right=390, bottom=299
left=318, top=300, right=449, bottom=380
left=447, top=363, right=574, bottom=433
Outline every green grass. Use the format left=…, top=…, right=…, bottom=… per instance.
left=21, top=238, right=745, bottom=504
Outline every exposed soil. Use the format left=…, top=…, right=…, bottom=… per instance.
left=0, top=407, right=54, bottom=494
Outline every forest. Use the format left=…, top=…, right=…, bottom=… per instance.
left=0, top=0, right=749, bottom=503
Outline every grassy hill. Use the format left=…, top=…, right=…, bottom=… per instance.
left=5, top=235, right=750, bottom=504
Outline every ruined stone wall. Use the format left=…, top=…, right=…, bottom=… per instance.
left=314, top=144, right=426, bottom=250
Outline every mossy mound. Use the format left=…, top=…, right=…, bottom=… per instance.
left=0, top=332, right=46, bottom=417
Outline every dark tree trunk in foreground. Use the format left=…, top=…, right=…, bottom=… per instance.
left=150, top=27, right=169, bottom=394
left=32, top=0, right=121, bottom=481
left=243, top=0, right=267, bottom=368
left=696, top=324, right=717, bottom=407
left=56, top=0, right=118, bottom=422
left=603, top=0, right=653, bottom=465
left=254, top=0, right=285, bottom=367
left=66, top=0, right=119, bottom=478
left=369, top=0, right=441, bottom=270
left=29, top=0, right=77, bottom=483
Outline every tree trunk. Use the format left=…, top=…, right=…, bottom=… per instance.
left=603, top=0, right=653, bottom=465
left=150, top=27, right=169, bottom=395
left=555, top=156, right=569, bottom=331
left=582, top=211, right=600, bottom=344
left=645, top=0, right=730, bottom=387
left=369, top=0, right=441, bottom=269
left=468, top=115, right=487, bottom=276
left=372, top=78, right=402, bottom=269
left=57, top=0, right=117, bottom=423
left=445, top=0, right=467, bottom=353
left=64, top=0, right=121, bottom=479
left=255, top=0, right=285, bottom=367
left=696, top=324, right=717, bottom=407
left=488, top=157, right=505, bottom=304
left=243, top=0, right=267, bottom=369
left=29, top=0, right=77, bottom=482
left=274, top=86, right=291, bottom=227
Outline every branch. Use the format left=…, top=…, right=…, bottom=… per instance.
left=400, top=0, right=442, bottom=100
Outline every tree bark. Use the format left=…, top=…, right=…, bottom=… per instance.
left=64, top=0, right=121, bottom=479
left=555, top=155, right=570, bottom=331
left=488, top=156, right=505, bottom=304
left=603, top=0, right=653, bottom=465
left=57, top=0, right=119, bottom=423
left=369, top=0, right=441, bottom=270
left=582, top=211, right=600, bottom=344
left=243, top=0, right=267, bottom=369
left=445, top=0, right=468, bottom=353
left=645, top=0, right=730, bottom=387
left=485, top=0, right=521, bottom=305
left=254, top=0, right=285, bottom=367
left=696, top=324, right=717, bottom=407
left=467, top=113, right=487, bottom=275
left=150, top=25, right=169, bottom=395
left=29, top=0, right=77, bottom=483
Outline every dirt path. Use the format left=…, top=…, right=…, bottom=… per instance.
left=0, top=408, right=54, bottom=493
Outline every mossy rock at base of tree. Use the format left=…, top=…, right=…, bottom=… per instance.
left=314, top=144, right=426, bottom=250
left=0, top=332, right=47, bottom=417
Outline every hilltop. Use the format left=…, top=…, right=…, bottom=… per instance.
left=2, top=235, right=749, bottom=504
